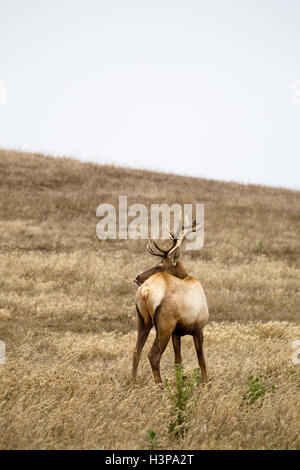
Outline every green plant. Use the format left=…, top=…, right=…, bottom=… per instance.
left=257, top=241, right=265, bottom=253
left=241, top=375, right=275, bottom=409
left=165, top=365, right=200, bottom=439
left=144, top=430, right=158, bottom=450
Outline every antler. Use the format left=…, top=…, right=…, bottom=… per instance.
left=147, top=239, right=177, bottom=258
left=169, top=221, right=183, bottom=241
left=167, top=219, right=201, bottom=257
left=147, top=219, right=201, bottom=259
left=147, top=241, right=169, bottom=258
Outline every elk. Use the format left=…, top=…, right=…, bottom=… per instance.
left=131, top=220, right=209, bottom=386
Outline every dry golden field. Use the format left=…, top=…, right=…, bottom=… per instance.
left=0, top=149, right=299, bottom=449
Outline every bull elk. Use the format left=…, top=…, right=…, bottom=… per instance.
left=131, top=220, right=209, bottom=386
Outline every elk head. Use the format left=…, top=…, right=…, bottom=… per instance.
left=133, top=220, right=200, bottom=286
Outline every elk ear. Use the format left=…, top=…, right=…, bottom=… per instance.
left=170, top=247, right=180, bottom=265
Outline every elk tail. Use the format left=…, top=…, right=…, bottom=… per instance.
left=141, top=286, right=149, bottom=299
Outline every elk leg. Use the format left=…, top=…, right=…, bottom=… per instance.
left=193, top=328, right=208, bottom=384
left=172, top=333, right=182, bottom=365
left=131, top=312, right=151, bottom=386
left=148, top=315, right=175, bottom=384
left=148, top=332, right=171, bottom=384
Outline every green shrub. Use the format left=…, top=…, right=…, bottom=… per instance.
left=165, top=365, right=200, bottom=439
left=257, top=241, right=265, bottom=253
left=144, top=430, right=159, bottom=450
left=241, top=375, right=275, bottom=409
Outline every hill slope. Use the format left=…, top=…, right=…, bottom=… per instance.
left=0, top=149, right=299, bottom=326
left=0, top=149, right=299, bottom=449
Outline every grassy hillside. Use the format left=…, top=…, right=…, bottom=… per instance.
left=0, top=149, right=299, bottom=449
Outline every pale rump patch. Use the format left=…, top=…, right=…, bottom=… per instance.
left=135, top=274, right=167, bottom=322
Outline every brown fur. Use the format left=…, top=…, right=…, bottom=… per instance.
left=132, top=253, right=209, bottom=386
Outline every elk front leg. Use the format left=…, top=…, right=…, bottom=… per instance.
left=172, top=333, right=182, bottom=365
left=131, top=310, right=151, bottom=387
left=193, top=328, right=208, bottom=384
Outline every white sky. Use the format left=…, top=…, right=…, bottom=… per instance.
left=0, top=0, right=300, bottom=189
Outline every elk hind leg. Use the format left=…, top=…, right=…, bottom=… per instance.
left=131, top=308, right=151, bottom=386
left=148, top=315, right=175, bottom=384
left=193, top=327, right=208, bottom=384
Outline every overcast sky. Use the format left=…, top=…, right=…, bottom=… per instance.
left=0, top=0, right=299, bottom=189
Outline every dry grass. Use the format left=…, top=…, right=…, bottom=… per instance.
left=0, top=148, right=299, bottom=449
